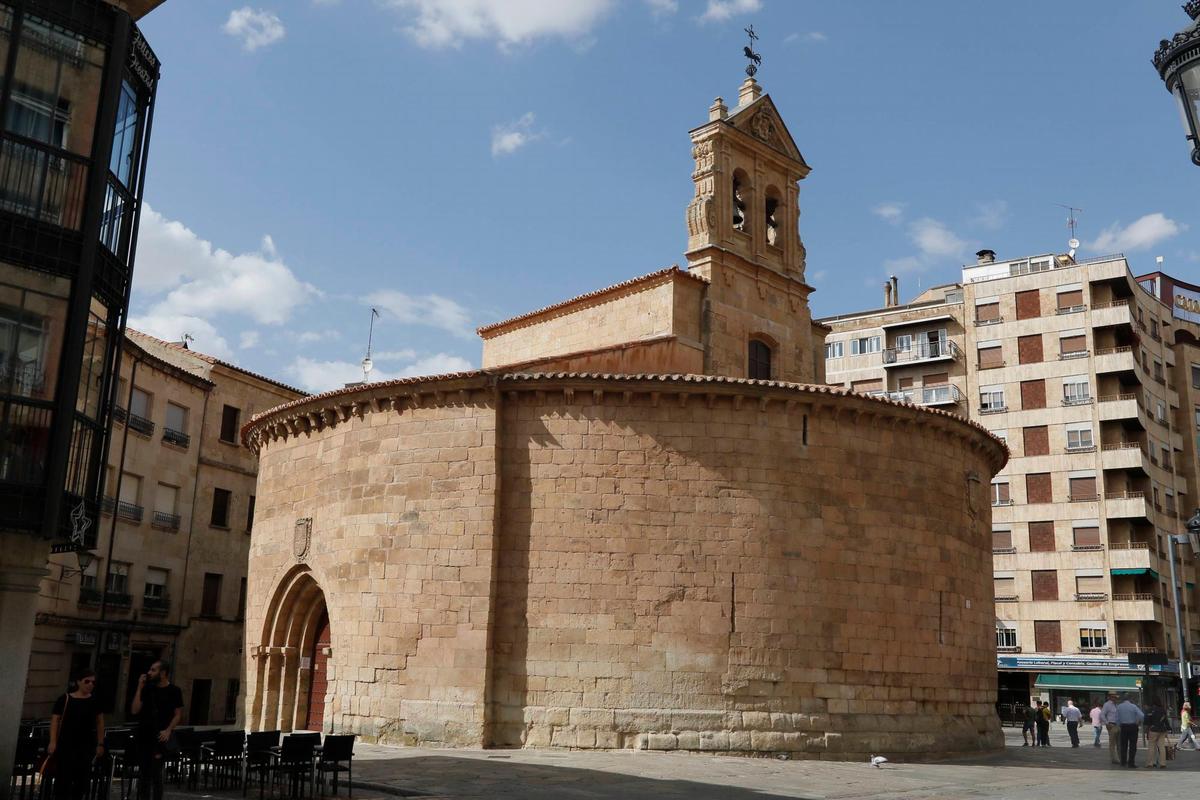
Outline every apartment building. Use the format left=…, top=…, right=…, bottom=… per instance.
left=821, top=251, right=1200, bottom=709
left=24, top=330, right=302, bottom=725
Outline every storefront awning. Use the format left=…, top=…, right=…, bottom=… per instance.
left=1034, top=674, right=1142, bottom=691
left=1111, top=568, right=1160, bottom=579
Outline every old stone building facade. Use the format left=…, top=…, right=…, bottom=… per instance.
left=822, top=253, right=1200, bottom=711
left=26, top=330, right=302, bottom=724
left=242, top=77, right=1008, bottom=759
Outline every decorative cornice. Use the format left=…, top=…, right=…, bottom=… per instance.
left=242, top=371, right=1008, bottom=474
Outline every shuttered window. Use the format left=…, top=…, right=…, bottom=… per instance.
left=1034, top=620, right=1062, bottom=652
left=1016, top=290, right=1041, bottom=320
left=1023, top=426, right=1049, bottom=457
left=1076, top=575, right=1105, bottom=595
left=994, top=576, right=1017, bottom=598
left=1057, top=288, right=1084, bottom=310
left=1029, top=521, right=1056, bottom=552
left=993, top=529, right=1013, bottom=550
left=1026, top=473, right=1053, bottom=504
left=976, top=302, right=1000, bottom=323
left=1060, top=334, right=1087, bottom=355
left=978, top=344, right=1004, bottom=369
left=1032, top=570, right=1058, bottom=600
left=1020, top=379, right=1046, bottom=410
left=1017, top=334, right=1043, bottom=364
left=1072, top=525, right=1101, bottom=548
left=1069, top=476, right=1098, bottom=502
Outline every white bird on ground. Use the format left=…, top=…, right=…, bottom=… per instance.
left=870, top=755, right=888, bottom=768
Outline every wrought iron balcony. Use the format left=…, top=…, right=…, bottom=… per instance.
left=105, top=592, right=132, bottom=608
left=112, top=405, right=127, bottom=424
left=116, top=501, right=143, bottom=522
left=126, top=412, right=154, bottom=436
left=162, top=427, right=190, bottom=448
left=142, top=594, right=170, bottom=614
left=152, top=511, right=180, bottom=531
left=78, top=587, right=101, bottom=606
left=100, top=495, right=115, bottom=514
left=881, top=339, right=959, bottom=366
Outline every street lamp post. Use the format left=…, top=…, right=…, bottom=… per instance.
left=1169, top=509, right=1200, bottom=704
left=1153, top=1, right=1200, bottom=166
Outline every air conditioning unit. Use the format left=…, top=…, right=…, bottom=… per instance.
left=72, top=632, right=98, bottom=647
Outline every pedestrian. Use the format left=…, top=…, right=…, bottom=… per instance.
left=1102, top=692, right=1121, bottom=764
left=130, top=660, right=184, bottom=800
left=1116, top=693, right=1145, bottom=768
left=1063, top=699, right=1082, bottom=747
left=46, top=669, right=105, bottom=800
left=1144, top=697, right=1170, bottom=768
left=1090, top=699, right=1103, bottom=747
left=1021, top=700, right=1037, bottom=746
left=1179, top=702, right=1197, bottom=750
left=1037, top=700, right=1052, bottom=746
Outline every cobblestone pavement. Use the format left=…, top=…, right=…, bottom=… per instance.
left=121, top=726, right=1200, bottom=800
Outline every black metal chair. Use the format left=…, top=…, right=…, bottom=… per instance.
left=201, top=730, right=246, bottom=790
left=104, top=729, right=138, bottom=800
left=9, top=725, right=43, bottom=800
left=271, top=735, right=317, bottom=799
left=315, top=735, right=355, bottom=797
left=243, top=731, right=281, bottom=799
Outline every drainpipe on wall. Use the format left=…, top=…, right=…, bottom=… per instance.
left=172, top=385, right=212, bottom=667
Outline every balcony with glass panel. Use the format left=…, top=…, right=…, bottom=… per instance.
left=882, top=339, right=959, bottom=367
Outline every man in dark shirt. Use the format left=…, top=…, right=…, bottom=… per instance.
left=130, top=660, right=184, bottom=800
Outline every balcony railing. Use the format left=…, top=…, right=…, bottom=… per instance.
left=116, top=501, right=143, bottom=522
left=78, top=587, right=101, bottom=606
left=1079, top=646, right=1111, bottom=654
left=112, top=405, right=127, bottom=424
left=1095, top=346, right=1134, bottom=357
left=974, top=316, right=1003, bottom=327
left=992, top=546, right=1017, bottom=555
left=994, top=595, right=1019, bottom=602
left=882, top=340, right=959, bottom=365
left=1059, top=349, right=1089, bottom=360
left=127, top=412, right=155, bottom=437
left=1069, top=493, right=1100, bottom=503
left=1113, top=593, right=1156, bottom=602
left=1056, top=304, right=1087, bottom=315
left=1101, top=441, right=1143, bottom=451
left=1065, top=444, right=1097, bottom=454
left=996, top=645, right=1022, bottom=653
left=1092, top=299, right=1130, bottom=310
left=105, top=592, right=132, bottom=608
left=142, top=594, right=170, bottom=614
left=979, top=404, right=1008, bottom=415
left=1098, top=393, right=1138, bottom=404
left=991, top=498, right=1014, bottom=507
left=100, top=495, right=115, bottom=515
left=1062, top=395, right=1094, bottom=407
left=1109, top=540, right=1151, bottom=550
left=162, top=428, right=190, bottom=448
left=1075, top=592, right=1108, bottom=602
left=152, top=511, right=180, bottom=531
left=920, top=384, right=963, bottom=406
left=1104, top=490, right=1145, bottom=500
left=1071, top=543, right=1104, bottom=552
left=1117, top=644, right=1159, bottom=654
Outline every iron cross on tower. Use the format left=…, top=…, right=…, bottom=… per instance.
left=743, top=25, right=762, bottom=77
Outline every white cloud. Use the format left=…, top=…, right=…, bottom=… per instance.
left=645, top=0, right=677, bottom=14
left=872, top=202, right=905, bottom=223
left=296, top=329, right=341, bottom=344
left=367, top=290, right=474, bottom=338
left=971, top=200, right=1008, bottom=231
left=698, top=0, right=761, bottom=23
left=384, top=0, right=613, bottom=49
left=286, top=353, right=474, bottom=393
left=127, top=312, right=233, bottom=360
left=133, top=208, right=319, bottom=327
left=784, top=31, right=826, bottom=43
left=909, top=217, right=968, bottom=259
left=1089, top=213, right=1185, bottom=253
left=373, top=349, right=418, bottom=362
left=239, top=330, right=261, bottom=350
left=881, top=255, right=924, bottom=275
left=223, top=7, right=285, bottom=51
left=491, top=112, right=540, bottom=157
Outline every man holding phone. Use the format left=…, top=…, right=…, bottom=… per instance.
left=130, top=660, right=184, bottom=800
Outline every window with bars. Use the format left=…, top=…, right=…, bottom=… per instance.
left=996, top=625, right=1018, bottom=649
left=748, top=339, right=772, bottom=380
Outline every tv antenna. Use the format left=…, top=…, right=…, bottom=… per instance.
left=1056, top=204, right=1082, bottom=256
left=362, top=307, right=379, bottom=383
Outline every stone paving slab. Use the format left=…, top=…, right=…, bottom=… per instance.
left=342, top=726, right=1200, bottom=799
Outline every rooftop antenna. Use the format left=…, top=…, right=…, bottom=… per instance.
left=743, top=24, right=762, bottom=77
left=1056, top=203, right=1082, bottom=257
left=362, top=307, right=379, bottom=383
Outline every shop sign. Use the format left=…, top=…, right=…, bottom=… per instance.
left=1174, top=284, right=1200, bottom=324
left=997, top=654, right=1173, bottom=672
left=127, top=27, right=159, bottom=92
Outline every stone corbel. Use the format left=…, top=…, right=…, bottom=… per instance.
left=677, top=392, right=688, bottom=408
left=563, top=388, right=575, bottom=404
left=592, top=389, right=604, bottom=405
left=650, top=391, right=660, bottom=407
left=733, top=395, right=743, bottom=411
left=338, top=405, right=353, bottom=422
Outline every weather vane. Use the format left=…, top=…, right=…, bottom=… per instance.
left=743, top=24, right=762, bottom=77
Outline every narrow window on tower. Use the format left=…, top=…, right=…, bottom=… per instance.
left=748, top=339, right=772, bottom=380
left=732, top=170, right=749, bottom=232
left=764, top=187, right=781, bottom=247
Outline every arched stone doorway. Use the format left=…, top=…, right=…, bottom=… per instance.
left=250, top=566, right=331, bottom=732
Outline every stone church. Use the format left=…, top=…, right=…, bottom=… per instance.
left=241, top=74, right=1008, bottom=759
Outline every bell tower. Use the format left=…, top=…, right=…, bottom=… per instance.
left=683, top=42, right=823, bottom=384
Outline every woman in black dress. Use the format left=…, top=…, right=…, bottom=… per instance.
left=47, top=669, right=105, bottom=800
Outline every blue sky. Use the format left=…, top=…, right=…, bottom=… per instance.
left=131, top=0, right=1199, bottom=392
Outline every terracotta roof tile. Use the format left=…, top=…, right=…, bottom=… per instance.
left=476, top=266, right=708, bottom=336
left=126, top=329, right=306, bottom=396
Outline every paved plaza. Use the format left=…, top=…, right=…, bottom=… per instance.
left=245, top=726, right=1198, bottom=800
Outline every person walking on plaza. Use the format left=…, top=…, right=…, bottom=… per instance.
left=1021, top=701, right=1037, bottom=746
left=131, top=660, right=184, bottom=800
left=1063, top=699, right=1082, bottom=747
left=1116, top=693, right=1145, bottom=768
left=1090, top=699, right=1104, bottom=747
left=1144, top=697, right=1170, bottom=768
left=1036, top=700, right=1052, bottom=746
left=1179, top=702, right=1197, bottom=750
left=1102, top=692, right=1121, bottom=763
left=47, top=669, right=105, bottom=800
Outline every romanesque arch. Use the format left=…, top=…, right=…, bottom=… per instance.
left=249, top=566, right=331, bottom=732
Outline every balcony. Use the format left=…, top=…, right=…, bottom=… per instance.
left=78, top=587, right=101, bottom=606
left=1076, top=593, right=1108, bottom=602
left=1091, top=299, right=1132, bottom=328
left=100, top=495, right=115, bottom=515
left=1062, top=395, right=1094, bottom=407
left=882, top=339, right=959, bottom=367
left=1069, top=493, right=1101, bottom=503
left=864, top=389, right=914, bottom=404
left=974, top=316, right=1004, bottom=327
left=919, top=384, right=963, bottom=407
left=105, top=592, right=133, bottom=609
left=1101, top=442, right=1146, bottom=472
left=1111, top=594, right=1161, bottom=621
left=1056, top=304, right=1088, bottom=316
left=1058, top=349, right=1089, bottom=361
left=1117, top=644, right=1160, bottom=655
left=142, top=595, right=170, bottom=615
left=1098, top=394, right=1141, bottom=423
left=112, top=405, right=127, bottom=424
left=1079, top=646, right=1112, bottom=655
left=1104, top=491, right=1150, bottom=520
left=996, top=645, right=1022, bottom=653
left=152, top=511, right=180, bottom=532
left=162, top=428, right=190, bottom=448
left=116, top=501, right=144, bottom=523
left=1109, top=541, right=1153, bottom=571
left=126, top=412, right=155, bottom=437
left=980, top=403, right=1008, bottom=416
left=1094, top=346, right=1136, bottom=374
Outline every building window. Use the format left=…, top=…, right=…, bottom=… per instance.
left=1016, top=334, right=1043, bottom=364
left=1026, top=472, right=1053, bottom=504
left=238, top=577, right=247, bottom=620
left=748, top=339, right=772, bottom=380
left=996, top=624, right=1018, bottom=649
left=894, top=334, right=912, bottom=353
left=1028, top=521, right=1056, bottom=552
left=994, top=575, right=1016, bottom=600
left=246, top=495, right=256, bottom=533
left=1031, top=570, right=1058, bottom=601
left=1020, top=379, right=1046, bottom=410
left=731, top=170, right=748, bottom=231
left=1079, top=627, right=1107, bottom=649
left=1072, top=524, right=1101, bottom=549
left=1068, top=474, right=1097, bottom=502
left=1066, top=424, right=1094, bottom=451
left=1015, top=289, right=1041, bottom=320
left=992, top=528, right=1013, bottom=551
left=991, top=480, right=1010, bottom=506
left=764, top=188, right=781, bottom=247
left=980, top=387, right=1005, bottom=413
left=824, top=341, right=843, bottom=359
left=1192, top=364, right=1200, bottom=389
left=164, top=402, right=188, bottom=442
left=1035, top=620, right=1062, bottom=652
left=106, top=562, right=130, bottom=595
left=211, top=488, right=231, bottom=528
left=849, top=336, right=880, bottom=355
left=1056, top=285, right=1084, bottom=313
left=975, top=300, right=1000, bottom=325
left=1059, top=333, right=1087, bottom=357
left=977, top=343, right=1003, bottom=369
left=220, top=405, right=241, bottom=443
left=143, top=567, right=168, bottom=612
left=1022, top=426, right=1049, bottom=457
left=79, top=559, right=99, bottom=590
left=130, top=387, right=150, bottom=419
left=1155, top=400, right=1167, bottom=423
left=190, top=679, right=212, bottom=725
left=1063, top=377, right=1090, bottom=405
left=224, top=679, right=240, bottom=724
left=201, top=573, right=222, bottom=617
